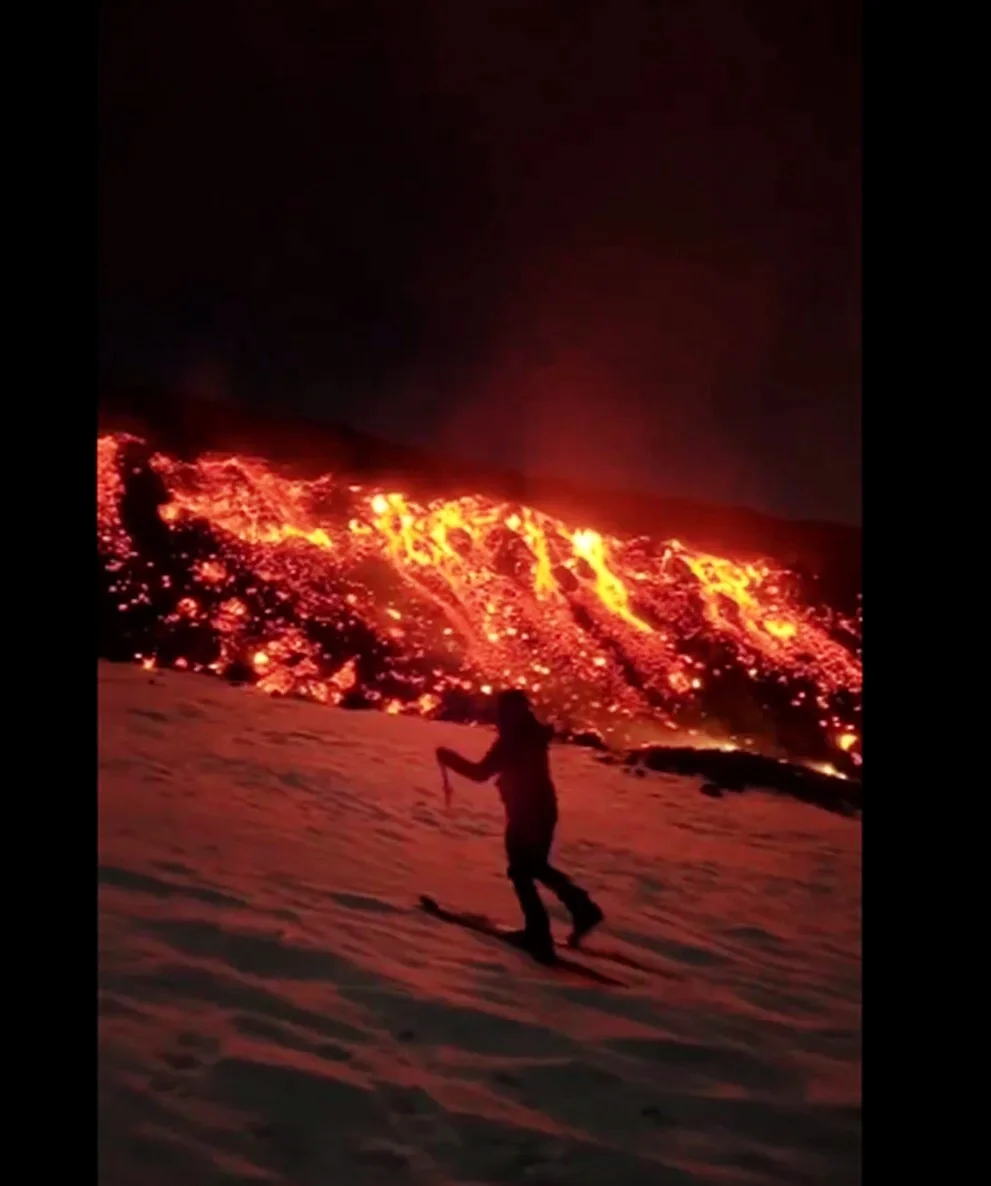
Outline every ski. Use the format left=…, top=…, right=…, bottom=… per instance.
left=567, top=941, right=676, bottom=980
left=419, top=895, right=625, bottom=987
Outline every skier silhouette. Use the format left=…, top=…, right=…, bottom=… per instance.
left=117, top=439, right=173, bottom=560
left=436, top=690, right=603, bottom=961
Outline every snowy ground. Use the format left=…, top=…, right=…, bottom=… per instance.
left=98, top=662, right=861, bottom=1186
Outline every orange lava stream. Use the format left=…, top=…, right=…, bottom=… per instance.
left=97, top=434, right=861, bottom=763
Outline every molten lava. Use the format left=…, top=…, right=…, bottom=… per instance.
left=97, top=434, right=861, bottom=771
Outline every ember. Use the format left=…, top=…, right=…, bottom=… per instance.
left=97, top=434, right=861, bottom=773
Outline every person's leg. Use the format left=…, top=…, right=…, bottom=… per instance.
left=539, top=864, right=604, bottom=943
left=531, top=825, right=604, bottom=943
left=537, top=862, right=591, bottom=912
left=506, top=833, right=554, bottom=954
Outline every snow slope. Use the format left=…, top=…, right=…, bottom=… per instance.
left=98, top=662, right=861, bottom=1186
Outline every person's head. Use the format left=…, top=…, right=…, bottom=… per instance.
left=119, top=437, right=152, bottom=474
left=495, top=688, right=537, bottom=736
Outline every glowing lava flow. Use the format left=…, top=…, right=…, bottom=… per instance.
left=97, top=434, right=861, bottom=769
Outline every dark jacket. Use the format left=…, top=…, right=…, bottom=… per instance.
left=439, top=720, right=557, bottom=832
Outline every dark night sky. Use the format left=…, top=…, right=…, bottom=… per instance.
left=99, top=0, right=861, bottom=523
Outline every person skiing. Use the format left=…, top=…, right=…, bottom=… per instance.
left=436, top=689, right=604, bottom=962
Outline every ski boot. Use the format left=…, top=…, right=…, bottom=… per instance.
left=566, top=900, right=604, bottom=949
left=504, top=928, right=557, bottom=965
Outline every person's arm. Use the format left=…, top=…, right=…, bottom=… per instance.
left=436, top=740, right=502, bottom=783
